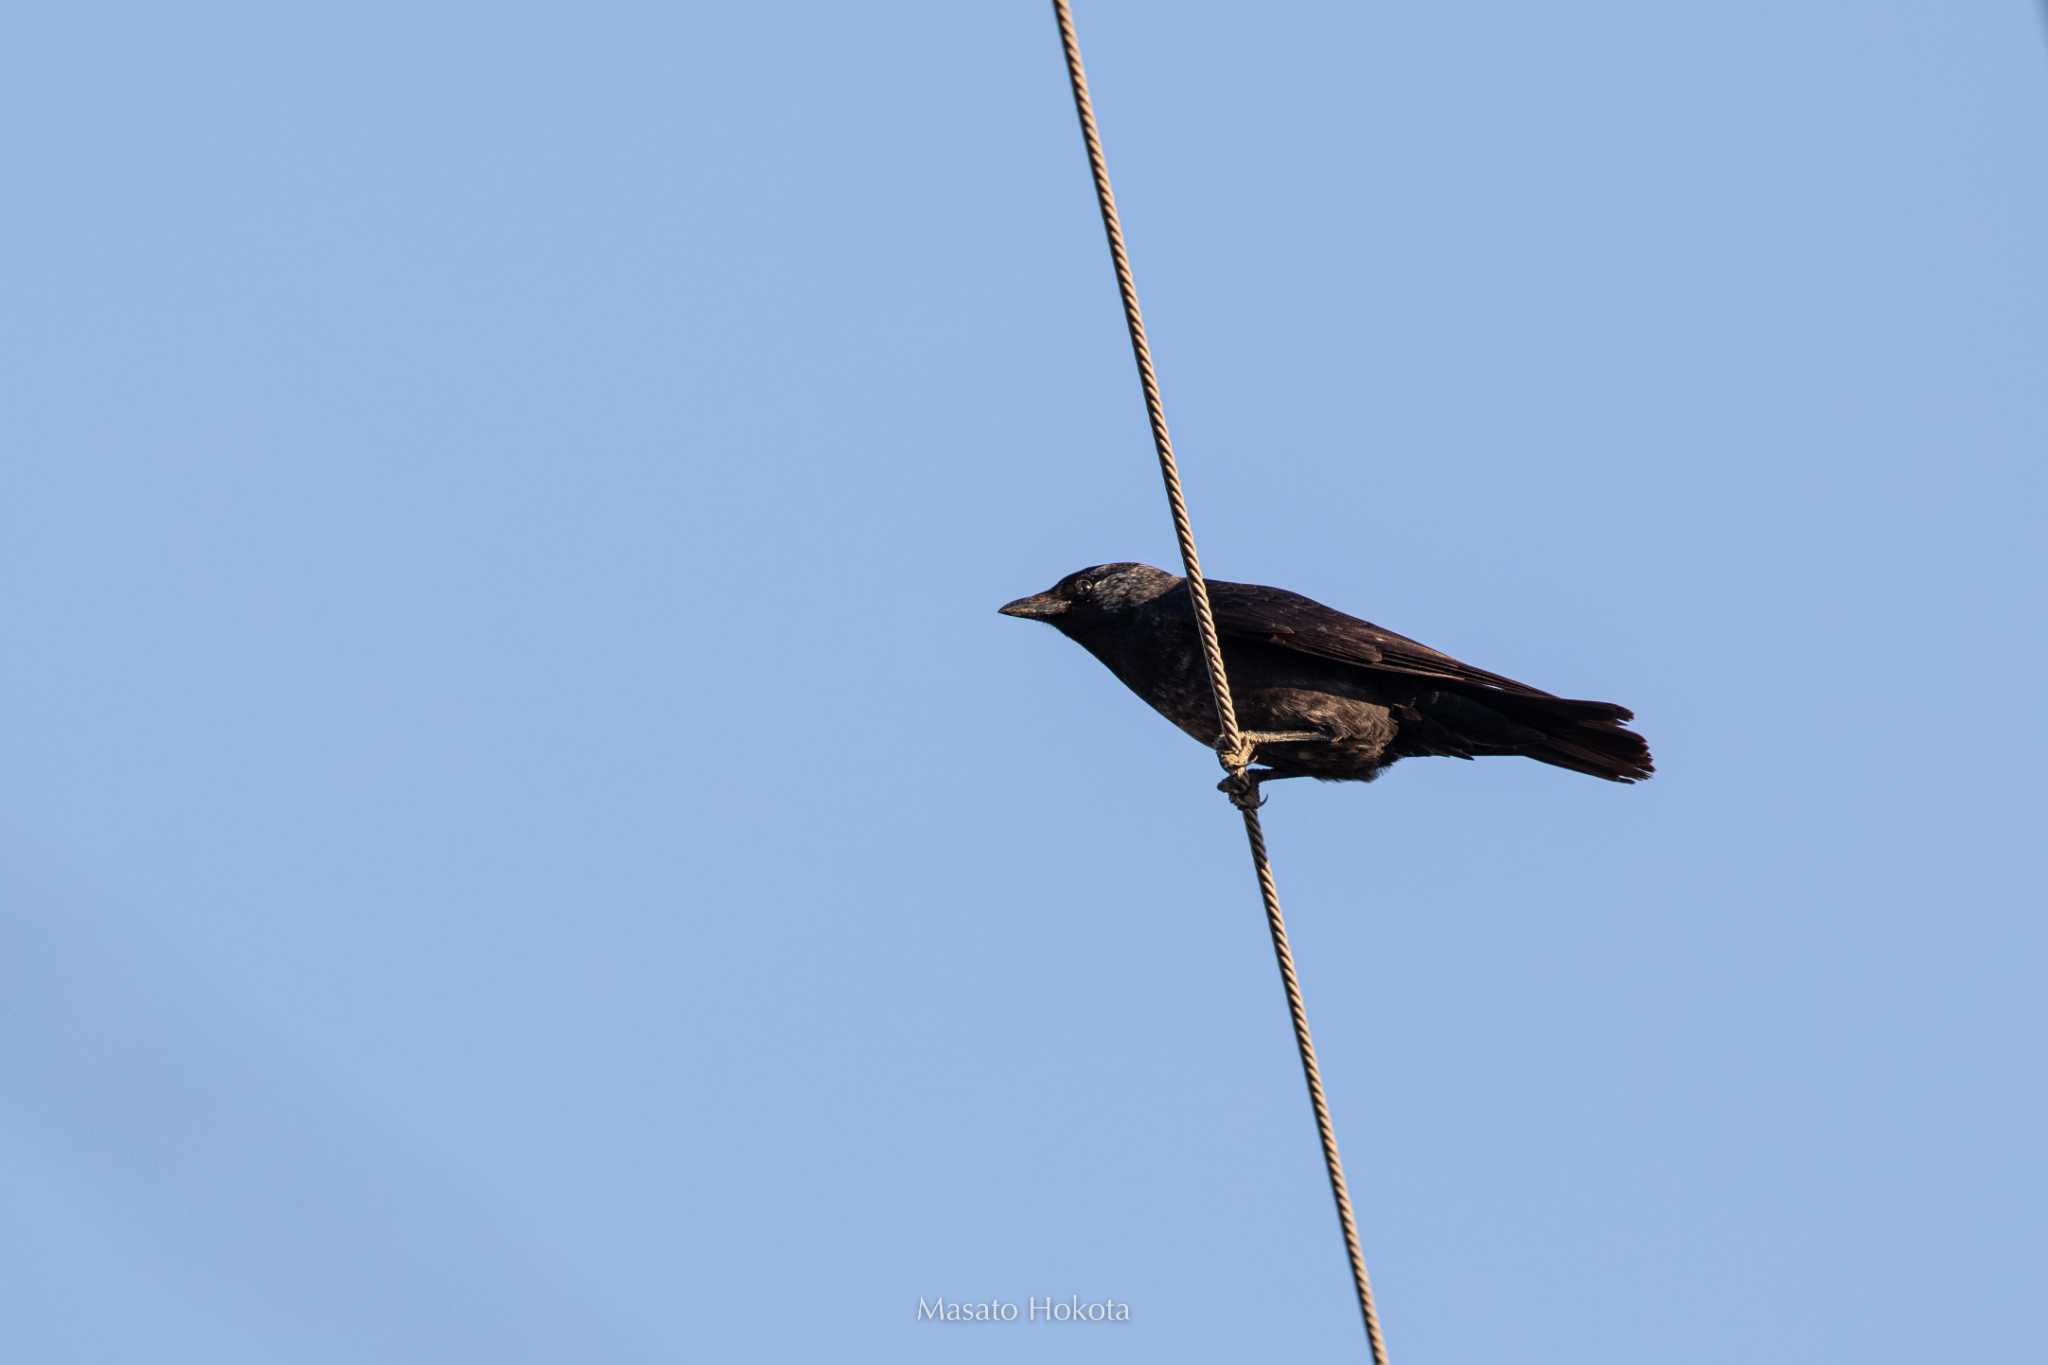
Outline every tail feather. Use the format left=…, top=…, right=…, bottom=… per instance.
left=1400, top=689, right=1654, bottom=783
left=1513, top=695, right=1654, bottom=783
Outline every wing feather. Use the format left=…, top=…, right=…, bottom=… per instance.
left=1206, top=580, right=1557, bottom=698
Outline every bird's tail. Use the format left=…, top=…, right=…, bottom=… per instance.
left=1508, top=695, right=1655, bottom=783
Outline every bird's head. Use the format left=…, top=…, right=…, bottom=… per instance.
left=998, top=562, right=1179, bottom=631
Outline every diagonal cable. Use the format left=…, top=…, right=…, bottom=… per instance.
left=1048, top=4, right=1391, bottom=1359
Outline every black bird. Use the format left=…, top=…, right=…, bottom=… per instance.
left=1000, top=563, right=1652, bottom=793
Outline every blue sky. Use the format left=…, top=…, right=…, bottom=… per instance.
left=4, top=3, right=2043, bottom=1361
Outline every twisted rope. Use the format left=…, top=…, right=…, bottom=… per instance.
left=1048, top=4, right=1390, bottom=1359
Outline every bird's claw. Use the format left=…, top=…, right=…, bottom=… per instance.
left=1218, top=770, right=1267, bottom=811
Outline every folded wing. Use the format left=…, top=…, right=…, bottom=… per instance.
left=1206, top=579, right=1555, bottom=698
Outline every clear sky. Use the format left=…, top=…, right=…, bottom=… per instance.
left=4, top=4, right=2043, bottom=1361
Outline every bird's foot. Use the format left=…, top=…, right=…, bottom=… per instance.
left=1217, top=731, right=1328, bottom=810
left=1218, top=769, right=1271, bottom=811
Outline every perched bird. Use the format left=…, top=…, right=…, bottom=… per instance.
left=1000, top=563, right=1652, bottom=795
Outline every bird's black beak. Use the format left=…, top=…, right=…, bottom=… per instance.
left=998, top=591, right=1066, bottom=620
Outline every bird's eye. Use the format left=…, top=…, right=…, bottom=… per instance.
left=1072, top=578, right=1095, bottom=596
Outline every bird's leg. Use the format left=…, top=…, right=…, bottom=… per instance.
left=1228, top=725, right=1341, bottom=765
left=1237, top=729, right=1332, bottom=746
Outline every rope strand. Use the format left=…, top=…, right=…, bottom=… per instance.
left=1048, top=0, right=1243, bottom=761
left=1048, top=4, right=1390, bottom=1359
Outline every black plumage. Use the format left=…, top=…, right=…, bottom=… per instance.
left=1000, top=562, right=1652, bottom=790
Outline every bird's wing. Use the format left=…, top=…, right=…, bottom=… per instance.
left=1207, top=580, right=1557, bottom=698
